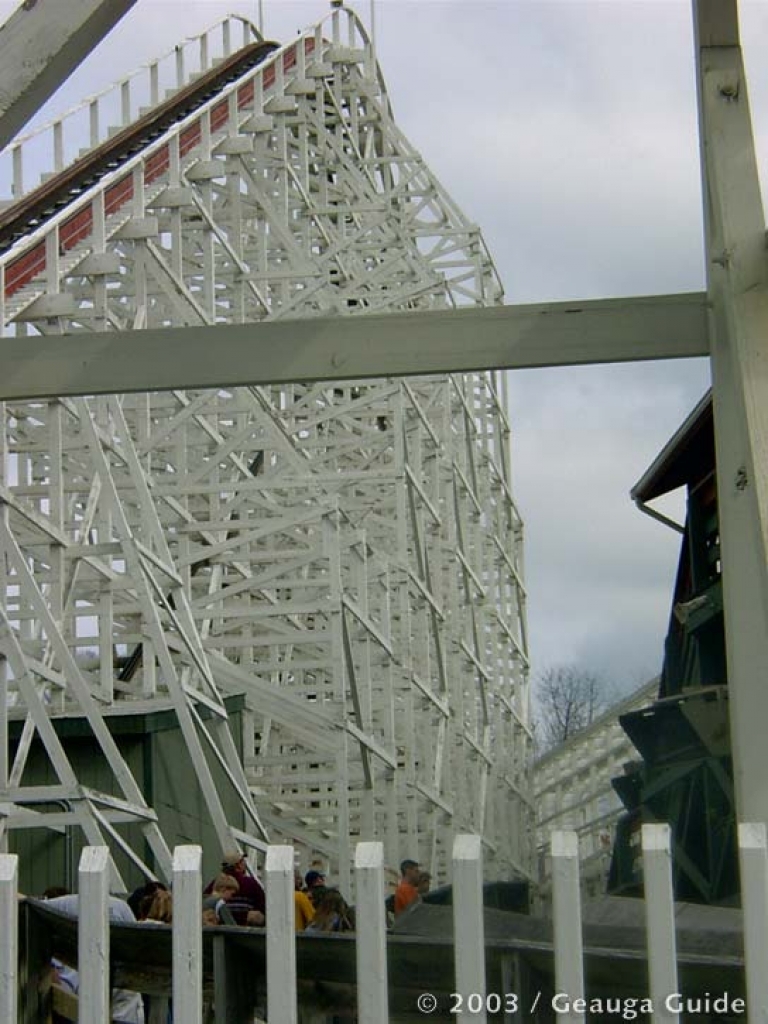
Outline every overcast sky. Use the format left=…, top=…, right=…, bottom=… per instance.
left=5, top=0, right=768, bottom=696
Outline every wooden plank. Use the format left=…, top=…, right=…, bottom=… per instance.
left=694, top=0, right=768, bottom=830
left=0, top=853, right=18, bottom=1024
left=0, top=0, right=137, bottom=149
left=550, top=831, right=584, bottom=1024
left=266, top=845, right=297, bottom=1024
left=0, top=294, right=708, bottom=400
left=173, top=845, right=203, bottom=1024
left=78, top=846, right=110, bottom=1024
left=355, top=842, right=388, bottom=1024
left=738, top=824, right=768, bottom=1024
left=641, top=824, right=679, bottom=1024
left=452, top=834, right=487, bottom=1023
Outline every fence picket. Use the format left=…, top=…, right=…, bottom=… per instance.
left=5, top=833, right=765, bottom=1022
left=453, top=833, right=487, bottom=1022
left=355, top=841, right=388, bottom=1023
left=551, top=831, right=584, bottom=1024
left=173, top=844, right=203, bottom=1024
left=738, top=823, right=768, bottom=1024
left=78, top=846, right=110, bottom=1024
left=0, top=853, right=18, bottom=1024
left=641, top=823, right=679, bottom=1023
left=266, top=844, right=297, bottom=1024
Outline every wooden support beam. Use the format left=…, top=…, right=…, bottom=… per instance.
left=355, top=842, right=389, bottom=1023
left=172, top=845, right=203, bottom=1024
left=550, top=831, right=584, bottom=1024
left=0, top=293, right=708, bottom=400
left=0, top=0, right=137, bottom=149
left=0, top=853, right=17, bottom=1024
left=641, top=824, right=679, bottom=1024
left=78, top=846, right=110, bottom=1024
left=452, top=834, right=487, bottom=1023
left=266, top=845, right=297, bottom=1024
left=694, top=0, right=768, bottom=827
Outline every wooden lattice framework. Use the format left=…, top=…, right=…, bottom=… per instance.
left=0, top=8, right=533, bottom=890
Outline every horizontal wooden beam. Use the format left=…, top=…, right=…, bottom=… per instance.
left=0, top=292, right=709, bottom=400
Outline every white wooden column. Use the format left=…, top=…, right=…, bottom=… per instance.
left=738, top=824, right=768, bottom=1023
left=355, top=841, right=388, bottom=1023
left=266, top=845, right=297, bottom=1024
left=641, top=824, right=679, bottom=1024
left=173, top=845, right=203, bottom=1024
left=0, top=853, right=18, bottom=1024
left=694, top=0, right=768, bottom=825
left=550, top=831, right=584, bottom=1024
left=452, top=834, right=486, bottom=1023
left=78, top=846, right=110, bottom=1024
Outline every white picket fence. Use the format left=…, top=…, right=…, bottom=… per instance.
left=0, top=825, right=762, bottom=1022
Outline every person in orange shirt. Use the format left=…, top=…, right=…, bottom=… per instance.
left=394, top=858, right=421, bottom=916
left=294, top=870, right=316, bottom=932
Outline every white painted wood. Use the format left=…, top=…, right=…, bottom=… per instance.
left=738, top=823, right=768, bottom=1024
left=355, top=842, right=388, bottom=1023
left=550, top=831, right=584, bottom=1024
left=266, top=845, right=297, bottom=1024
left=11, top=144, right=22, bottom=198
left=641, top=824, right=679, bottom=1024
left=0, top=4, right=532, bottom=890
left=694, top=0, right=768, bottom=833
left=0, top=295, right=707, bottom=401
left=452, top=834, right=486, bottom=1023
left=173, top=844, right=203, bottom=1024
left=0, top=0, right=137, bottom=149
left=0, top=853, right=18, bottom=1024
left=0, top=15, right=267, bottom=207
left=78, top=845, right=111, bottom=1024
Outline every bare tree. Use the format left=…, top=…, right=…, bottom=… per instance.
left=534, top=665, right=611, bottom=752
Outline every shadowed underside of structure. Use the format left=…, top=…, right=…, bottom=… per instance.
left=0, top=7, right=532, bottom=893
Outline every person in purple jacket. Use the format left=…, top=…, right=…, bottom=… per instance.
left=204, top=851, right=265, bottom=926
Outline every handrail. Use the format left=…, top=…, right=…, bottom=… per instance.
left=0, top=36, right=302, bottom=267
left=0, top=4, right=504, bottom=322
left=0, top=7, right=373, bottom=267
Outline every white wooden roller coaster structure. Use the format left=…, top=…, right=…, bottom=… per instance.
left=0, top=3, right=533, bottom=895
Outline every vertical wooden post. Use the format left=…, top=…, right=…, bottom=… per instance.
left=11, top=145, right=22, bottom=199
left=641, top=824, right=679, bottom=1023
left=89, top=99, right=99, bottom=147
left=173, top=845, right=203, bottom=1024
left=0, top=853, right=18, bottom=1024
left=53, top=121, right=63, bottom=171
left=121, top=80, right=130, bottom=126
left=453, top=834, right=486, bottom=1023
left=355, top=841, right=388, bottom=1023
left=175, top=46, right=185, bottom=90
left=149, top=62, right=159, bottom=106
left=266, top=845, right=297, bottom=1024
left=551, top=831, right=584, bottom=1024
left=78, top=846, right=110, bottom=1024
left=694, top=0, right=768, bottom=827
left=738, top=824, right=768, bottom=1023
